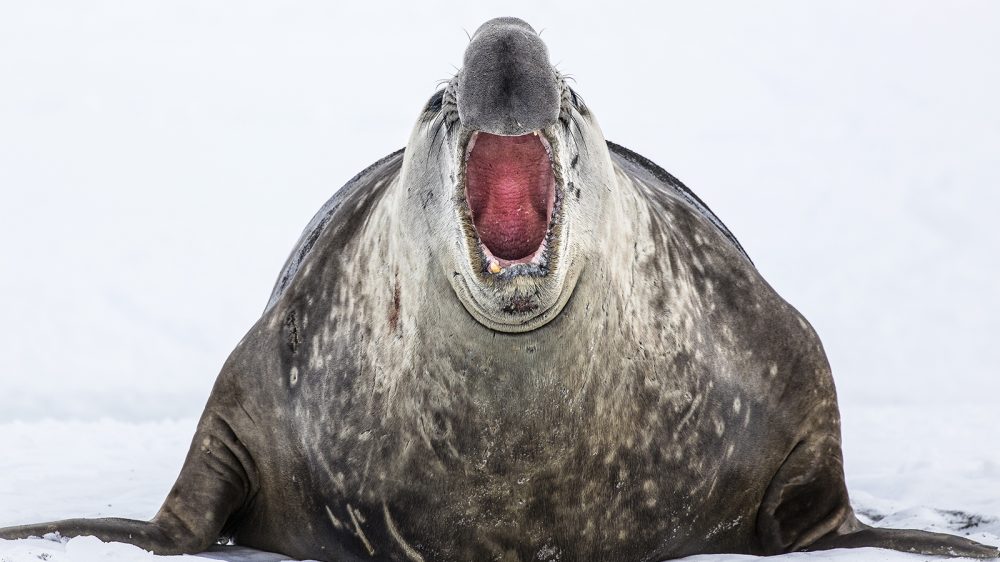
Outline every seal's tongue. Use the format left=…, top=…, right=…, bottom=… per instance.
left=466, top=132, right=555, bottom=262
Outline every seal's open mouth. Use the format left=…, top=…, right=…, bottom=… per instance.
left=465, top=131, right=556, bottom=269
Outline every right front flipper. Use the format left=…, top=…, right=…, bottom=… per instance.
left=807, top=514, right=999, bottom=559
left=0, top=410, right=257, bottom=555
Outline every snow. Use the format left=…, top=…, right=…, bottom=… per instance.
left=1, top=415, right=996, bottom=560
left=0, top=1, right=998, bottom=561
left=0, top=535, right=292, bottom=562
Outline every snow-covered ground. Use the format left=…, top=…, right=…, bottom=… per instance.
left=1, top=411, right=997, bottom=561
left=1, top=1, right=997, bottom=561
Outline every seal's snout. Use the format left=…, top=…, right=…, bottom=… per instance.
left=457, top=17, right=560, bottom=136
left=445, top=17, right=579, bottom=331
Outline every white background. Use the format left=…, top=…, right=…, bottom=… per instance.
left=0, top=2, right=997, bottom=560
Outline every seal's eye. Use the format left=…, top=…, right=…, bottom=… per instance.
left=464, top=131, right=555, bottom=264
left=422, top=89, right=444, bottom=116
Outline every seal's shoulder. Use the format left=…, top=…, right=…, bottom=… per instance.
left=265, top=148, right=405, bottom=311
left=607, top=141, right=752, bottom=264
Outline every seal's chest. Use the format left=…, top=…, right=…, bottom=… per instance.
left=370, top=427, right=743, bottom=561
left=299, top=348, right=759, bottom=560
left=359, top=380, right=747, bottom=558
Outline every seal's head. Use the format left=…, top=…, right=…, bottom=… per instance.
left=400, top=17, right=617, bottom=333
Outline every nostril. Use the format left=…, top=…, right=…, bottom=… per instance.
left=456, top=17, right=560, bottom=136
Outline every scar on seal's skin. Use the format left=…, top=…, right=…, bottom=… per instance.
left=284, top=310, right=301, bottom=353
left=347, top=503, right=374, bottom=556
left=384, top=503, right=426, bottom=562
left=389, top=272, right=402, bottom=332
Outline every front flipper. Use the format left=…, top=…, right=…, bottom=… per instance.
left=0, top=411, right=256, bottom=555
left=807, top=515, right=999, bottom=558
left=757, top=436, right=999, bottom=558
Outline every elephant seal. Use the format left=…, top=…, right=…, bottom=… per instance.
left=2, top=16, right=997, bottom=562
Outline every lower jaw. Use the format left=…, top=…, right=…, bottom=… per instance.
left=477, top=237, right=551, bottom=278
left=452, top=264, right=574, bottom=333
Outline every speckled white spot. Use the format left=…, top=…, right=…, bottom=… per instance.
left=713, top=419, right=725, bottom=437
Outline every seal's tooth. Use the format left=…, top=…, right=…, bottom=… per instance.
left=464, top=131, right=479, bottom=161
left=489, top=261, right=502, bottom=274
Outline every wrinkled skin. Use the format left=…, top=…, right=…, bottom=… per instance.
left=2, top=16, right=997, bottom=562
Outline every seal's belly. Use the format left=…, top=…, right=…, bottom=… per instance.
left=305, top=391, right=774, bottom=561
left=271, top=319, right=790, bottom=560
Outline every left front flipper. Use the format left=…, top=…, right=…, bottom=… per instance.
left=757, top=436, right=998, bottom=558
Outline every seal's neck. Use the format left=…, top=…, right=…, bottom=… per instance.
left=355, top=156, right=644, bottom=375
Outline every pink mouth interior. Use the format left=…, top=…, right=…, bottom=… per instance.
left=465, top=132, right=555, bottom=262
